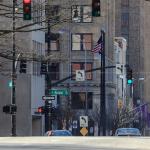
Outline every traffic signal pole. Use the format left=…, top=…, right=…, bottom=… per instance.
left=45, top=100, right=52, bottom=131
left=44, top=15, right=52, bottom=132
left=100, top=30, right=106, bottom=136
left=12, top=0, right=17, bottom=136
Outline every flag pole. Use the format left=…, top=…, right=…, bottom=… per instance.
left=100, top=30, right=106, bottom=136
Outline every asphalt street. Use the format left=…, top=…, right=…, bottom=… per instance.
left=0, top=137, right=149, bottom=150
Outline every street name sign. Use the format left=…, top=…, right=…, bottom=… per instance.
left=50, top=89, right=69, bottom=96
left=42, top=96, right=55, bottom=100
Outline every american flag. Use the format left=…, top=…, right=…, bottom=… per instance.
left=91, top=35, right=103, bottom=53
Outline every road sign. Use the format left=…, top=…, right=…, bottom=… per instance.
left=80, top=127, right=88, bottom=136
left=42, top=96, right=55, bottom=101
left=72, top=120, right=78, bottom=129
left=76, top=70, right=85, bottom=81
left=80, top=116, right=88, bottom=127
left=116, top=64, right=122, bottom=75
left=50, top=89, right=69, bottom=96
left=118, top=99, right=123, bottom=109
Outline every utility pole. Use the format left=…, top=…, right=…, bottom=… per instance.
left=100, top=30, right=106, bottom=136
left=11, top=0, right=17, bottom=136
left=45, top=14, right=52, bottom=131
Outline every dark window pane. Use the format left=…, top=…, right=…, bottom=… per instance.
left=48, top=63, right=59, bottom=80
left=71, top=92, right=93, bottom=109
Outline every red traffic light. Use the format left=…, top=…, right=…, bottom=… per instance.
left=23, top=0, right=31, bottom=3
left=23, top=0, right=31, bottom=20
left=37, top=106, right=45, bottom=113
left=24, top=6, right=30, bottom=13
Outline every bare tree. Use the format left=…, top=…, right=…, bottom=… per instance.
left=90, top=103, right=101, bottom=135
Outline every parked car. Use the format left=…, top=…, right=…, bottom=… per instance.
left=44, top=130, right=72, bottom=136
left=115, top=128, right=141, bottom=136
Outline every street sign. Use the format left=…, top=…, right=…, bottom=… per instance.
left=80, top=127, right=88, bottom=136
left=72, top=120, right=78, bottom=129
left=50, top=89, right=69, bottom=96
left=42, top=96, right=55, bottom=101
left=118, top=99, right=123, bottom=109
left=76, top=70, right=85, bottom=81
left=80, top=116, right=88, bottom=127
left=116, top=64, right=122, bottom=75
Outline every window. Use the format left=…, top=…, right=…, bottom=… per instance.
left=48, top=63, right=59, bottom=80
left=32, top=0, right=43, bottom=26
left=32, top=40, right=43, bottom=75
left=45, top=5, right=60, bottom=23
left=71, top=62, right=92, bottom=80
left=121, top=13, right=129, bottom=27
left=45, top=33, right=60, bottom=51
left=71, top=92, right=93, bottom=109
left=121, top=0, right=129, bottom=7
left=72, top=5, right=92, bottom=23
left=72, top=33, right=92, bottom=51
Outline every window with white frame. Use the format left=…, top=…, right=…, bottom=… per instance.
left=72, top=5, right=92, bottom=23
left=72, top=33, right=92, bottom=51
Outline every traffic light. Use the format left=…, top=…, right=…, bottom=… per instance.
left=37, top=106, right=45, bottom=114
left=20, top=60, right=27, bottom=73
left=92, top=0, right=101, bottom=17
left=23, top=0, right=31, bottom=20
left=3, top=105, right=10, bottom=113
left=40, top=61, right=47, bottom=74
left=3, top=105, right=17, bottom=114
left=127, top=67, right=133, bottom=85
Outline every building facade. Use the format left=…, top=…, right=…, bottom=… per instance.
left=114, top=37, right=128, bottom=109
left=115, top=0, right=150, bottom=134
left=46, top=0, right=116, bottom=135
left=115, top=0, right=145, bottom=107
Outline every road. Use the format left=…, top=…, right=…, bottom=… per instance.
left=0, top=137, right=149, bottom=150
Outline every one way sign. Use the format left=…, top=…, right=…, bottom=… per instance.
left=42, top=95, right=55, bottom=101
left=76, top=70, right=85, bottom=81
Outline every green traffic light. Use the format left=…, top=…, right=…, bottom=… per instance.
left=8, top=81, right=12, bottom=87
left=23, top=14, right=31, bottom=20
left=127, top=79, right=133, bottom=84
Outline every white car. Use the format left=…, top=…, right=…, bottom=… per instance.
left=115, top=128, right=141, bottom=136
